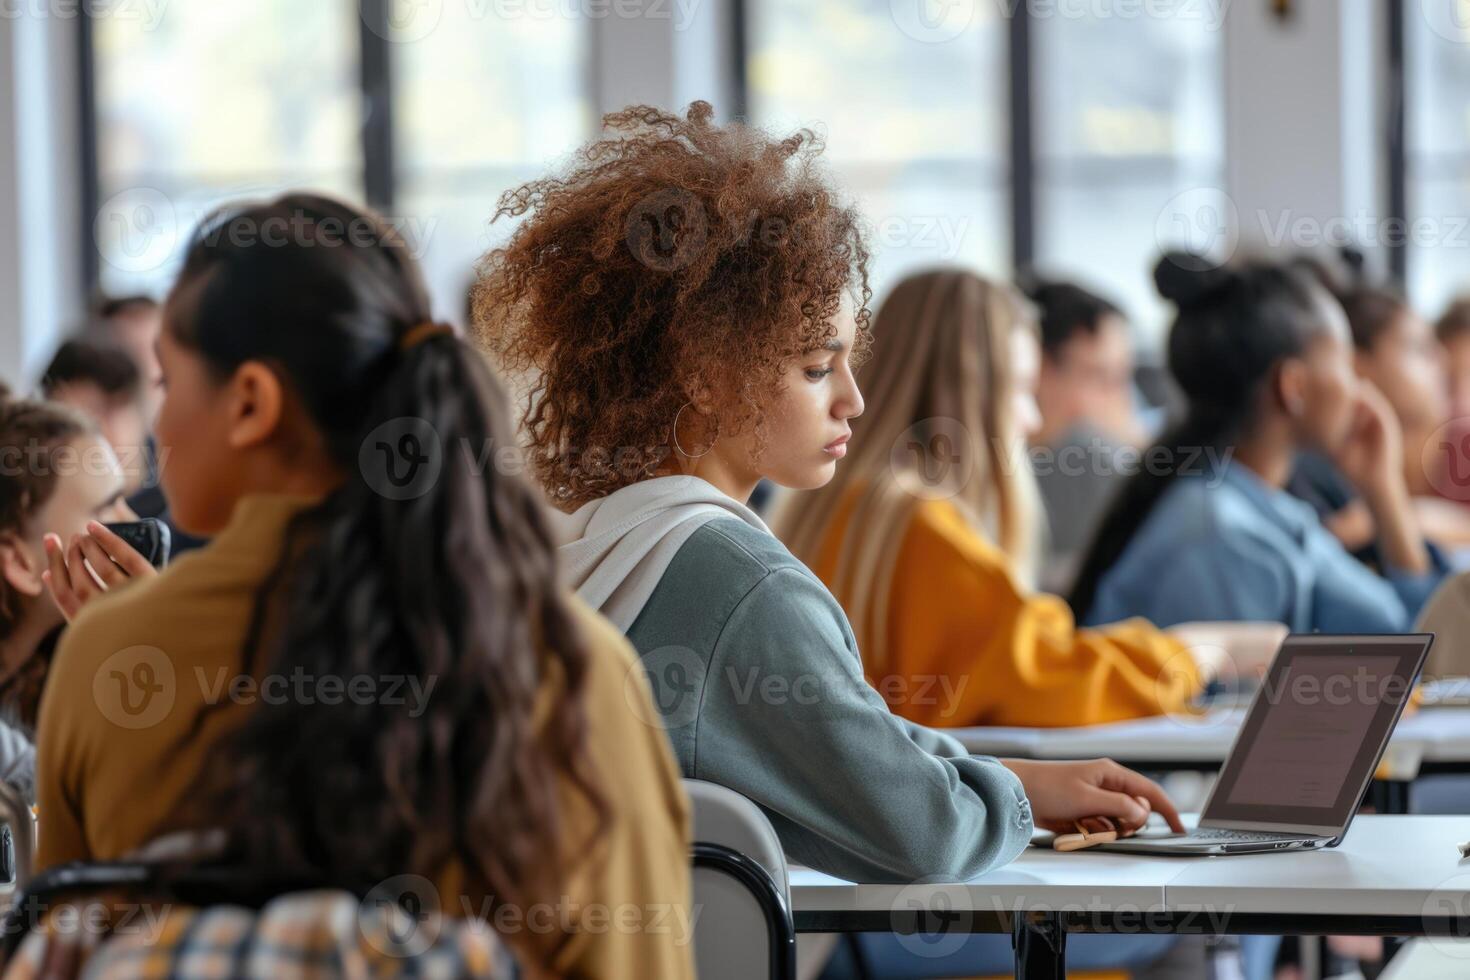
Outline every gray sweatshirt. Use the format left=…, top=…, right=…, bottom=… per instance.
left=624, top=517, right=1033, bottom=883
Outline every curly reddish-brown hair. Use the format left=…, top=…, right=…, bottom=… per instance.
left=473, top=101, right=872, bottom=508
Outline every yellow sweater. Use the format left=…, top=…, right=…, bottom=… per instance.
left=810, top=490, right=1201, bottom=728
left=36, top=493, right=694, bottom=980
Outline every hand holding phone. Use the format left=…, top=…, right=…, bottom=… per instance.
left=41, top=519, right=166, bottom=622
left=101, top=519, right=171, bottom=570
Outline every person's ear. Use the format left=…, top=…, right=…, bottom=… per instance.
left=1276, top=358, right=1309, bottom=420
left=225, top=361, right=286, bottom=450
left=683, top=379, right=719, bottom=418
left=0, top=533, right=44, bottom=599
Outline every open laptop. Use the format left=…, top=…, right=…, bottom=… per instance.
left=1094, top=632, right=1433, bottom=855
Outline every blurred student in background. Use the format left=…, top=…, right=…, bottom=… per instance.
left=37, top=194, right=694, bottom=979
left=1026, top=276, right=1150, bottom=450
left=40, top=338, right=150, bottom=494
left=1021, top=276, right=1152, bottom=591
left=1285, top=254, right=1468, bottom=555
left=49, top=300, right=207, bottom=553
left=1432, top=299, right=1470, bottom=521
left=1439, top=298, right=1470, bottom=422
left=0, top=397, right=143, bottom=800
left=773, top=268, right=1219, bottom=731
left=87, top=294, right=164, bottom=423
left=1072, top=253, right=1446, bottom=633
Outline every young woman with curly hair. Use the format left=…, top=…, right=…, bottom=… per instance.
left=37, top=194, right=693, bottom=979
left=476, top=103, right=1183, bottom=893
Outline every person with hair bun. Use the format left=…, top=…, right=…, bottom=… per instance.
left=1071, top=253, right=1446, bottom=634
left=36, top=193, right=693, bottom=979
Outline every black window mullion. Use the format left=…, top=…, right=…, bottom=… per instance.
left=1009, top=5, right=1035, bottom=271
left=729, top=0, right=749, bottom=121
left=1386, top=0, right=1408, bottom=287
left=77, top=8, right=101, bottom=297
left=358, top=0, right=396, bottom=210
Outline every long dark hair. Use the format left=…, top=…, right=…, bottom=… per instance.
left=1068, top=252, right=1333, bottom=620
left=166, top=194, right=604, bottom=969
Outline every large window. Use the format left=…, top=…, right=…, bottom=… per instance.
left=1404, top=1, right=1470, bottom=319
left=88, top=3, right=590, bottom=319
left=746, top=0, right=1011, bottom=300
left=745, top=1, right=1226, bottom=341
left=392, top=4, right=592, bottom=316
left=1032, top=11, right=1225, bottom=341
left=92, top=2, right=362, bottom=298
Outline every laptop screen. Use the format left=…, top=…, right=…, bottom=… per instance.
left=1202, top=633, right=1432, bottom=831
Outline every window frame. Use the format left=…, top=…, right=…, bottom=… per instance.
left=74, top=2, right=595, bottom=298
left=1388, top=0, right=1409, bottom=286
left=733, top=1, right=1244, bottom=280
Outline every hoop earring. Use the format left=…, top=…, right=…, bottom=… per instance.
left=673, top=402, right=715, bottom=458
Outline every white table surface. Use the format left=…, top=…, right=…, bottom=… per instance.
left=1164, top=815, right=1470, bottom=917
left=791, top=816, right=1470, bottom=921
left=944, top=706, right=1470, bottom=779
left=791, top=848, right=1174, bottom=916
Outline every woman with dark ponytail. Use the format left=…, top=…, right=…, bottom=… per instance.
left=1070, top=252, right=1445, bottom=634
left=35, top=194, right=694, bottom=978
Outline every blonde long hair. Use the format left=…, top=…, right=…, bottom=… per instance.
left=772, top=269, right=1041, bottom=673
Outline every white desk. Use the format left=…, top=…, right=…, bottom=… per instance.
left=946, top=706, right=1470, bottom=786
left=792, top=847, right=1172, bottom=918
left=945, top=710, right=1246, bottom=764
left=791, top=816, right=1470, bottom=979
left=1164, top=815, right=1470, bottom=917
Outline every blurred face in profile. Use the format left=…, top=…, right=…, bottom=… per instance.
left=1009, top=325, right=1043, bottom=445
left=0, top=432, right=133, bottom=658
left=1285, top=301, right=1360, bottom=456
left=46, top=382, right=150, bottom=494
left=1035, top=313, right=1138, bottom=446
left=154, top=289, right=254, bottom=537
left=1356, top=308, right=1448, bottom=439
left=1445, top=331, right=1470, bottom=419
left=108, top=306, right=165, bottom=424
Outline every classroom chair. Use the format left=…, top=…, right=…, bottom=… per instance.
left=0, top=779, right=32, bottom=890
left=1416, top=569, right=1470, bottom=678
left=685, top=778, right=797, bottom=980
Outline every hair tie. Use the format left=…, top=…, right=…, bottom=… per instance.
left=398, top=321, right=454, bottom=352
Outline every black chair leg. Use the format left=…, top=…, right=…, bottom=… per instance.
left=1013, top=911, right=1066, bottom=980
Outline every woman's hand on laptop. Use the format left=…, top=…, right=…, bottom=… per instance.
left=1001, top=758, right=1185, bottom=837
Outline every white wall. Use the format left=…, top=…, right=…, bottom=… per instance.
left=592, top=0, right=738, bottom=121
left=0, top=9, right=84, bottom=388
left=1223, top=0, right=1390, bottom=271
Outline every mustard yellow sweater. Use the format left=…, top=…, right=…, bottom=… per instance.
left=810, top=491, right=1201, bottom=728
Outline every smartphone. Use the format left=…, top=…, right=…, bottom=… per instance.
left=102, top=519, right=172, bottom=570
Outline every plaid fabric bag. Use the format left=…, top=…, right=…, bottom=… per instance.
left=2, top=888, right=512, bottom=980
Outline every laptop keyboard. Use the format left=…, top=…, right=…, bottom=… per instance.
left=1188, top=829, right=1305, bottom=842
